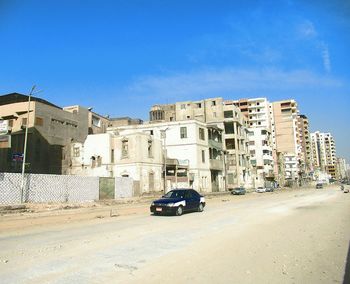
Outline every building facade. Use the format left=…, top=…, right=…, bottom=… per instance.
left=110, top=120, right=225, bottom=193
left=232, top=98, right=274, bottom=187
left=149, top=97, right=251, bottom=188
left=0, top=93, right=109, bottom=174
left=271, top=99, right=300, bottom=185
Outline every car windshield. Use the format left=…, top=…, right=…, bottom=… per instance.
left=163, top=190, right=185, bottom=199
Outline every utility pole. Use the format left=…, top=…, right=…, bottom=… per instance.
left=161, top=127, right=169, bottom=194
left=20, top=85, right=36, bottom=203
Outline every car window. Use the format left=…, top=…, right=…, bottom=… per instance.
left=164, top=191, right=184, bottom=199
left=185, top=191, right=193, bottom=198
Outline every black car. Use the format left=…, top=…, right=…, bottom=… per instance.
left=231, top=187, right=246, bottom=195
left=316, top=183, right=323, bottom=189
left=150, top=189, right=205, bottom=216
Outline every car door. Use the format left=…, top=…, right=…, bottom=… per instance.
left=186, top=190, right=200, bottom=211
left=183, top=190, right=195, bottom=211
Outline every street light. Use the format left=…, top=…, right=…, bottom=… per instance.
left=20, top=85, right=36, bottom=203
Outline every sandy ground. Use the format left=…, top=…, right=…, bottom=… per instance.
left=0, top=185, right=349, bottom=284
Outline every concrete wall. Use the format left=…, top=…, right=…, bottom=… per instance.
left=0, top=173, right=134, bottom=205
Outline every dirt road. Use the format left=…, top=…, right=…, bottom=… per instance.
left=1, top=186, right=349, bottom=284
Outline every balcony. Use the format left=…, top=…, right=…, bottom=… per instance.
left=209, top=159, right=223, bottom=171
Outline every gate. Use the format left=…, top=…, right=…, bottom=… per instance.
left=99, top=177, right=115, bottom=200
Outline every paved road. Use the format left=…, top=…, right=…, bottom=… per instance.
left=1, top=186, right=350, bottom=284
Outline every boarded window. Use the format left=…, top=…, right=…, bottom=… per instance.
left=122, top=139, right=128, bottom=158
left=35, top=117, right=43, bottom=126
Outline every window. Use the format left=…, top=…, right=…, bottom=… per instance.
left=227, top=174, right=234, bottom=184
left=224, top=122, right=234, bottom=134
left=224, top=111, right=233, bottom=118
left=8, top=119, right=13, bottom=127
left=249, top=141, right=255, bottom=145
left=34, top=117, right=43, bottom=126
left=122, top=139, right=128, bottom=158
left=196, top=103, right=202, bottom=108
left=91, top=115, right=101, bottom=127
left=250, top=150, right=255, bottom=156
left=148, top=139, right=153, bottom=158
left=180, top=127, right=187, bottom=139
left=225, top=138, right=235, bottom=150
left=73, top=147, right=80, bottom=157
left=22, top=118, right=27, bottom=126
left=97, top=156, right=102, bottom=167
left=199, top=128, right=205, bottom=140
left=211, top=101, right=216, bottom=106
left=111, top=149, right=114, bottom=163
left=181, top=104, right=186, bottom=109
left=91, top=156, right=96, bottom=168
left=202, top=150, right=205, bottom=163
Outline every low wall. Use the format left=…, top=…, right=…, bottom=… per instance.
left=0, top=173, right=134, bottom=205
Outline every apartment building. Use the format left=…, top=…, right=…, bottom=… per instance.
left=107, top=120, right=225, bottom=193
left=296, top=115, right=312, bottom=177
left=232, top=98, right=274, bottom=187
left=271, top=99, right=300, bottom=184
left=149, top=97, right=224, bottom=124
left=149, top=97, right=250, bottom=188
left=0, top=93, right=109, bottom=174
left=310, top=131, right=337, bottom=178
left=222, top=102, right=251, bottom=188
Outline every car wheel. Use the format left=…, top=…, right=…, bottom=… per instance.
left=176, top=206, right=183, bottom=216
left=198, top=203, right=204, bottom=212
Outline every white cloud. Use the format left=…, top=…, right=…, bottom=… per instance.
left=124, top=68, right=342, bottom=100
left=320, top=43, right=331, bottom=73
left=298, top=20, right=317, bottom=39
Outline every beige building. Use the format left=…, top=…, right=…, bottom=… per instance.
left=271, top=99, right=300, bottom=184
left=0, top=93, right=109, bottom=174
left=296, top=115, right=312, bottom=178
left=149, top=97, right=251, bottom=188
left=310, top=131, right=337, bottom=178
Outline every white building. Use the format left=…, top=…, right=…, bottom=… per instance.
left=108, top=120, right=225, bottom=193
left=233, top=98, right=274, bottom=187
left=69, top=132, right=164, bottom=195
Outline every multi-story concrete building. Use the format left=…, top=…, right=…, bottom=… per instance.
left=232, top=98, right=274, bottom=187
left=296, top=115, right=312, bottom=178
left=106, top=120, right=225, bottom=193
left=0, top=93, right=109, bottom=174
left=310, top=131, right=337, bottom=179
left=271, top=99, right=300, bottom=185
left=222, top=102, right=251, bottom=188
left=149, top=97, right=251, bottom=188
left=336, top=158, right=348, bottom=180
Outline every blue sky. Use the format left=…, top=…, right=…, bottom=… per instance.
left=1, top=0, right=349, bottom=162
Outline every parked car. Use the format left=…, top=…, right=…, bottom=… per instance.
left=344, top=188, right=349, bottom=193
left=231, top=187, right=246, bottom=195
left=316, top=183, right=323, bottom=189
left=150, top=189, right=205, bottom=216
left=256, top=187, right=266, bottom=193
left=265, top=187, right=274, bottom=192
